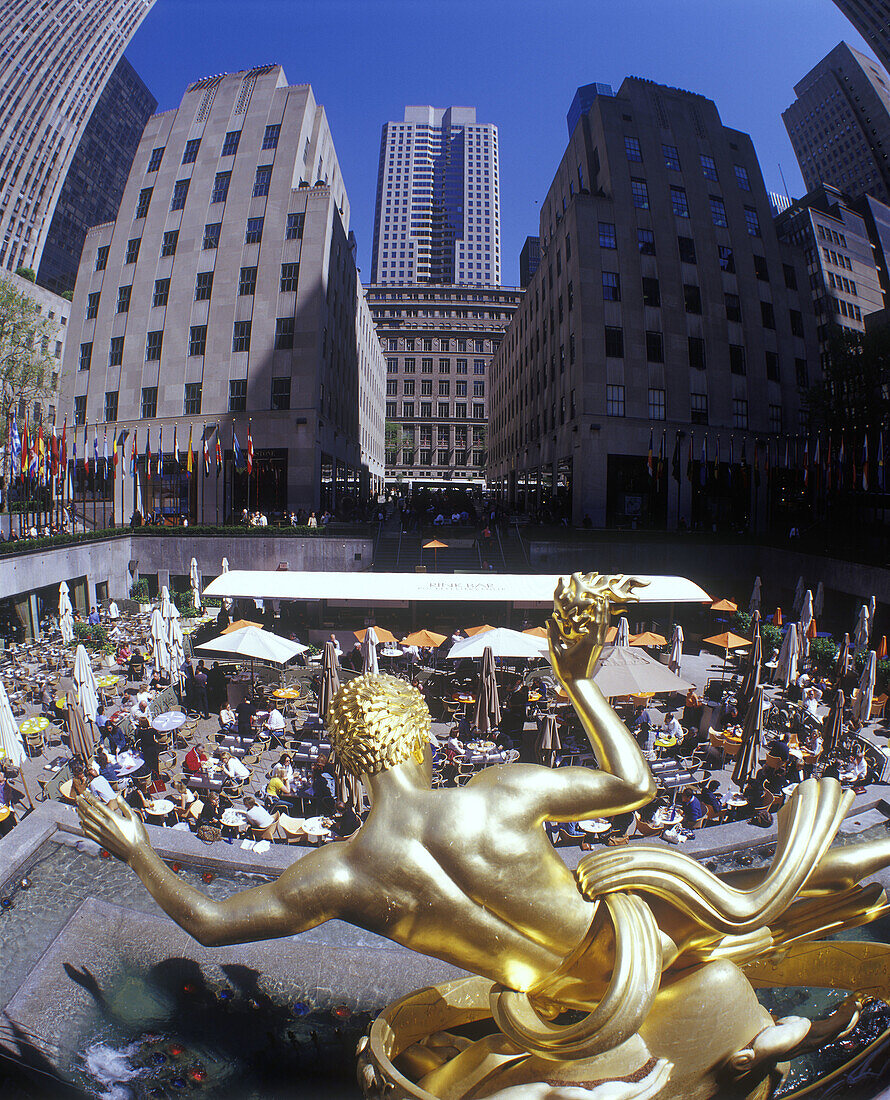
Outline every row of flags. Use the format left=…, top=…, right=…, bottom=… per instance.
left=5, top=417, right=257, bottom=487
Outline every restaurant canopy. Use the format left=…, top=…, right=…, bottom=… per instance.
left=448, top=628, right=548, bottom=660
left=204, top=571, right=712, bottom=606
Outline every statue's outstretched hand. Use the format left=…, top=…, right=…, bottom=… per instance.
left=77, top=793, right=150, bottom=865
left=548, top=573, right=648, bottom=681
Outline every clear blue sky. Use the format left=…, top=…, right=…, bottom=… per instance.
left=125, top=0, right=869, bottom=286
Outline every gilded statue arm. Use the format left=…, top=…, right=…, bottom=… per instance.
left=76, top=794, right=344, bottom=946
left=520, top=572, right=656, bottom=821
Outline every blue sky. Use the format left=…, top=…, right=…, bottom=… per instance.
left=125, top=0, right=869, bottom=286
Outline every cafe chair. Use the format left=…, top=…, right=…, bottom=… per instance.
left=633, top=814, right=665, bottom=838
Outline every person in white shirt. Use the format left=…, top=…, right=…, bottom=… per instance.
left=219, top=704, right=236, bottom=731
left=662, top=712, right=683, bottom=741
left=108, top=601, right=120, bottom=620
left=265, top=708, right=286, bottom=733
left=243, top=795, right=304, bottom=839
left=219, top=751, right=250, bottom=782
left=87, top=765, right=119, bottom=808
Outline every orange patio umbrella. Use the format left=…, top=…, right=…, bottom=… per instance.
left=423, top=538, right=448, bottom=571
left=711, top=599, right=738, bottom=613
left=221, top=619, right=264, bottom=633
left=806, top=618, right=818, bottom=640
left=605, top=625, right=618, bottom=644
left=630, top=631, right=667, bottom=647
left=354, top=626, right=398, bottom=644
left=464, top=624, right=495, bottom=636
left=523, top=626, right=548, bottom=638
left=401, top=629, right=447, bottom=648
left=704, top=630, right=750, bottom=676
left=877, top=635, right=888, bottom=660
left=773, top=607, right=783, bottom=626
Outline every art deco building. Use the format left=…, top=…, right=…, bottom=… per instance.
left=488, top=78, right=820, bottom=528
left=64, top=66, right=384, bottom=519
left=831, top=0, right=890, bottom=75
left=783, top=42, right=890, bottom=204
left=364, top=284, right=522, bottom=487
left=370, top=106, right=501, bottom=286
left=0, top=0, right=157, bottom=278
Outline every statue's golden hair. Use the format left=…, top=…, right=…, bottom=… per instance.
left=327, top=673, right=431, bottom=777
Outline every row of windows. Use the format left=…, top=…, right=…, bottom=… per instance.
left=385, top=336, right=488, bottom=352
left=134, top=162, right=277, bottom=222
left=75, top=375, right=293, bottom=425
left=385, top=401, right=486, bottom=420
left=385, top=358, right=486, bottom=374
left=623, top=135, right=752, bottom=191
left=603, top=384, right=780, bottom=431
left=385, top=380, right=485, bottom=396
left=146, top=125, right=281, bottom=177
left=628, top=175, right=761, bottom=234
left=389, top=450, right=486, bottom=468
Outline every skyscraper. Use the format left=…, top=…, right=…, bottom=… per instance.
left=0, top=0, right=157, bottom=277
left=831, top=0, right=890, bottom=75
left=370, top=106, right=501, bottom=286
left=783, top=41, right=890, bottom=204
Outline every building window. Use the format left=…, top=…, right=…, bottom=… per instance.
left=624, top=135, right=642, bottom=161
left=421, top=380, right=432, bottom=396
left=86, top=292, right=99, bottom=320
left=182, top=138, right=200, bottom=164
left=718, top=245, right=735, bottom=272
left=473, top=380, right=485, bottom=397
left=116, top=285, right=131, bottom=313
left=147, top=147, right=164, bottom=173
left=709, top=195, right=727, bottom=227
left=420, top=403, right=432, bottom=419
left=271, top=377, right=291, bottom=410
left=195, top=271, right=213, bottom=301
left=690, top=393, right=708, bottom=424
left=473, top=360, right=485, bottom=374
left=646, top=330, right=664, bottom=362
left=790, top=309, right=804, bottom=337
left=700, top=154, right=718, bottom=181
left=125, top=237, right=140, bottom=264
left=765, top=351, right=780, bottom=381
left=602, top=271, right=621, bottom=301
left=141, top=387, right=157, bottom=418
left=439, top=379, right=450, bottom=396
left=402, top=401, right=414, bottom=418
left=280, top=263, right=299, bottom=292
left=649, top=387, right=666, bottom=420
left=386, top=358, right=398, bottom=373
left=108, top=336, right=123, bottom=367
left=170, top=179, right=190, bottom=211
left=670, top=186, right=689, bottom=217
left=795, top=358, right=809, bottom=388
left=678, top=236, right=696, bottom=264
left=403, top=380, right=415, bottom=395
left=783, top=263, right=798, bottom=290
left=238, top=266, right=257, bottom=296
left=729, top=344, right=746, bottom=375
left=638, top=228, right=655, bottom=254
left=472, top=403, right=485, bottom=419
left=229, top=380, right=247, bottom=411
left=188, top=325, right=207, bottom=356
left=660, top=143, right=680, bottom=170
left=245, top=216, right=263, bottom=244
left=286, top=212, right=305, bottom=239
left=631, top=177, right=649, bottom=209
left=753, top=254, right=769, bottom=281
left=684, top=284, right=701, bottom=313
left=725, top=292, right=742, bottom=322
left=688, top=336, right=705, bottom=370
left=275, top=317, right=294, bottom=349
left=456, top=380, right=466, bottom=396
left=105, top=391, right=118, bottom=422
left=211, top=171, right=231, bottom=203
left=422, top=358, right=433, bottom=374
left=152, top=278, right=170, bottom=308
left=769, top=404, right=782, bottom=432
left=95, top=245, right=109, bottom=272
left=599, top=221, right=617, bottom=248
left=732, top=398, right=748, bottom=429
left=642, top=277, right=660, bottom=307
left=455, top=358, right=467, bottom=374
left=184, top=382, right=202, bottom=415
left=78, top=342, right=92, bottom=371
left=161, top=230, right=178, bottom=257
left=760, top=300, right=776, bottom=329
left=604, top=326, right=624, bottom=357
left=386, top=380, right=397, bottom=397
left=734, top=164, right=751, bottom=190
left=438, top=402, right=450, bottom=419
left=263, top=124, right=281, bottom=150
left=438, top=358, right=450, bottom=373
left=233, top=320, right=252, bottom=353
left=135, top=187, right=152, bottom=219
left=744, top=206, right=761, bottom=237
left=221, top=130, right=241, bottom=157
left=73, top=396, right=86, bottom=425
left=606, top=384, right=625, bottom=416
left=386, top=401, right=397, bottom=419
left=203, top=222, right=221, bottom=249
left=253, top=165, right=272, bottom=197
left=145, top=330, right=163, bottom=362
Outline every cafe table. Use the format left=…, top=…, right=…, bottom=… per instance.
left=579, top=818, right=611, bottom=836
left=151, top=711, right=187, bottom=732
left=116, top=751, right=145, bottom=777
left=272, top=688, right=301, bottom=700
left=653, top=806, right=682, bottom=828
left=144, top=798, right=174, bottom=821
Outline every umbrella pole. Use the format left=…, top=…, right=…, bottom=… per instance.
left=19, top=769, right=35, bottom=811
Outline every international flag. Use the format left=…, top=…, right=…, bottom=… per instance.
left=186, top=425, right=193, bottom=478
left=825, top=435, right=832, bottom=492
left=700, top=435, right=707, bottom=486
left=671, top=431, right=681, bottom=482
left=862, top=434, right=869, bottom=491
left=157, top=427, right=163, bottom=479
left=130, top=430, right=137, bottom=478
left=102, top=427, right=108, bottom=482
left=10, top=416, right=20, bottom=484
left=203, top=428, right=210, bottom=477
left=172, top=425, right=178, bottom=470
left=116, top=430, right=129, bottom=476
left=61, top=420, right=67, bottom=472
left=803, top=436, right=809, bottom=488
left=145, top=428, right=152, bottom=481
left=687, top=432, right=694, bottom=482
left=51, top=424, right=59, bottom=479
left=647, top=429, right=654, bottom=478
left=37, top=424, right=45, bottom=484
left=753, top=440, right=760, bottom=488
left=83, top=422, right=90, bottom=476
left=878, top=433, right=885, bottom=491
left=727, top=436, right=733, bottom=487
left=28, top=422, right=38, bottom=480
left=247, top=422, right=254, bottom=475
left=93, top=425, right=99, bottom=478
left=233, top=426, right=245, bottom=472
left=813, top=437, right=820, bottom=493
left=658, top=430, right=665, bottom=481
left=71, top=423, right=76, bottom=477
left=713, top=435, right=720, bottom=480
left=215, top=428, right=222, bottom=476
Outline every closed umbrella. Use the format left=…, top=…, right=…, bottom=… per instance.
left=0, top=680, right=25, bottom=767
left=773, top=607, right=783, bottom=627
left=732, top=685, right=765, bottom=789
left=221, top=557, right=229, bottom=574
left=668, top=625, right=684, bottom=675
left=332, top=751, right=364, bottom=815
left=66, top=690, right=95, bottom=764
left=59, top=581, right=74, bottom=645
left=748, top=577, right=762, bottom=616
left=73, top=643, right=99, bottom=722
left=535, top=712, right=561, bottom=767
left=615, top=616, right=630, bottom=647
left=799, top=590, right=814, bottom=638
left=836, top=634, right=852, bottom=681
left=822, top=691, right=845, bottom=759
left=854, top=605, right=870, bottom=653
left=773, top=624, right=799, bottom=689
left=792, top=577, right=805, bottom=616
left=869, top=595, right=877, bottom=623
left=361, top=626, right=380, bottom=676
left=318, top=641, right=341, bottom=722
left=878, top=636, right=888, bottom=660
left=814, top=582, right=825, bottom=619
left=168, top=616, right=185, bottom=689
left=189, top=558, right=202, bottom=611
left=853, top=651, right=877, bottom=723
left=740, top=629, right=762, bottom=707
left=474, top=645, right=502, bottom=736
left=150, top=607, right=170, bottom=674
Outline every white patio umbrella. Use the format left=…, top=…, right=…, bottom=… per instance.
left=447, top=628, right=548, bottom=661
left=189, top=557, right=202, bottom=610
left=591, top=646, right=691, bottom=697
left=853, top=650, right=877, bottom=723
left=0, top=680, right=25, bottom=767
left=475, top=645, right=502, bottom=736
left=221, top=557, right=229, bottom=574
left=196, top=626, right=307, bottom=664
left=59, top=581, right=74, bottom=645
left=168, top=615, right=185, bottom=688
left=799, top=590, right=814, bottom=637
left=535, top=712, right=561, bottom=767
left=748, top=577, right=762, bottom=615
left=615, top=616, right=630, bottom=648
left=668, top=625, right=684, bottom=675
left=836, top=633, right=852, bottom=681
left=854, top=604, right=870, bottom=653
left=813, top=581, right=825, bottom=619
left=318, top=640, right=341, bottom=722
left=869, top=595, right=877, bottom=623
left=792, top=577, right=805, bottom=616
left=73, top=643, right=99, bottom=722
left=773, top=624, right=799, bottom=690
left=150, top=607, right=170, bottom=674
left=361, top=626, right=380, bottom=675
left=220, top=558, right=233, bottom=610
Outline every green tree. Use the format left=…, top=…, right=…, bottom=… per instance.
left=805, top=326, right=890, bottom=436
left=385, top=420, right=409, bottom=464
left=0, top=276, right=59, bottom=427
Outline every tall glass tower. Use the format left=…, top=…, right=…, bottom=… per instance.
left=0, top=0, right=157, bottom=276
left=371, top=106, right=501, bottom=286
left=832, top=0, right=890, bottom=75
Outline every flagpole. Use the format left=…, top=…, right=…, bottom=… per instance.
left=216, top=423, right=220, bottom=526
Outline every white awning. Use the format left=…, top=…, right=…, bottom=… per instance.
left=203, top=570, right=711, bottom=605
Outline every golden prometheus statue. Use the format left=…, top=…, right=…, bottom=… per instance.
left=77, top=574, right=890, bottom=1100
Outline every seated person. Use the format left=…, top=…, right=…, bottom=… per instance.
left=41, top=683, right=56, bottom=716
left=766, top=735, right=790, bottom=762
left=243, top=794, right=304, bottom=839
left=127, top=650, right=145, bottom=681
left=840, top=745, right=869, bottom=788
left=95, top=704, right=108, bottom=731
left=183, top=744, right=209, bottom=773
left=699, top=779, right=724, bottom=821
left=171, top=778, right=196, bottom=817
left=196, top=791, right=222, bottom=829
left=330, top=800, right=362, bottom=838
left=219, top=750, right=250, bottom=784
left=219, top=703, right=236, bottom=732
left=131, top=692, right=151, bottom=722
left=94, top=746, right=120, bottom=782
left=265, top=707, right=286, bottom=734
left=277, top=753, right=295, bottom=786
left=125, top=774, right=153, bottom=819
left=71, top=760, right=90, bottom=799
left=267, top=763, right=296, bottom=806
left=236, top=697, right=255, bottom=744
left=683, top=687, right=703, bottom=728
left=296, top=755, right=336, bottom=815
left=680, top=787, right=706, bottom=829
left=87, top=761, right=120, bottom=809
